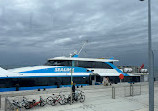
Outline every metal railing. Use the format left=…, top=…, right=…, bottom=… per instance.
left=4, top=97, right=19, bottom=111
left=112, top=84, right=141, bottom=99
left=124, top=84, right=141, bottom=97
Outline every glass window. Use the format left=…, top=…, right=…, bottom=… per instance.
left=45, top=60, right=113, bottom=69
left=45, top=60, right=72, bottom=66
left=75, top=61, right=113, bottom=69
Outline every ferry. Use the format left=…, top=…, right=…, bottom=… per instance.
left=0, top=54, right=141, bottom=92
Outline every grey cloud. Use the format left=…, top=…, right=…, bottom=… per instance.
left=0, top=0, right=158, bottom=67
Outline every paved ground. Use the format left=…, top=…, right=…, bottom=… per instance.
left=0, top=82, right=158, bottom=111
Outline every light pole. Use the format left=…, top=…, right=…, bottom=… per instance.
left=152, top=50, right=158, bottom=81
left=152, top=50, right=154, bottom=81
left=70, top=60, right=74, bottom=105
left=139, top=0, right=154, bottom=111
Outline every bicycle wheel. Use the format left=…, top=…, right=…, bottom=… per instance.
left=40, top=98, right=46, bottom=107
left=21, top=101, right=28, bottom=108
left=80, top=95, right=85, bottom=103
left=24, top=102, right=31, bottom=109
left=46, top=96, right=54, bottom=105
left=51, top=99, right=57, bottom=106
left=40, top=101, right=46, bottom=107
left=67, top=95, right=74, bottom=104
left=59, top=98, right=67, bottom=105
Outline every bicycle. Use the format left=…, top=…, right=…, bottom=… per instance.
left=77, top=90, right=85, bottom=103
left=24, top=96, right=46, bottom=109
left=67, top=90, right=85, bottom=104
left=10, top=97, right=28, bottom=110
left=46, top=92, right=67, bottom=106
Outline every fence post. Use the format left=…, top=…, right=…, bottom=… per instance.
left=5, top=97, right=7, bottom=111
left=112, top=86, right=115, bottom=99
left=0, top=95, right=1, bottom=109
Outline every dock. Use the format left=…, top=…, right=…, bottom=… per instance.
left=0, top=82, right=158, bottom=111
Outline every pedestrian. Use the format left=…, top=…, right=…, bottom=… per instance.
left=102, top=77, right=108, bottom=86
left=103, top=77, right=109, bottom=86
left=15, top=84, right=19, bottom=91
left=72, top=83, right=76, bottom=100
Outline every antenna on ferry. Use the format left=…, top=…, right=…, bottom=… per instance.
left=77, top=40, right=88, bottom=55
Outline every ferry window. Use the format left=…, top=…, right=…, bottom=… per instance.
left=45, top=60, right=72, bottom=66
left=75, top=61, right=92, bottom=68
left=93, top=62, right=113, bottom=69
left=75, top=61, right=113, bottom=69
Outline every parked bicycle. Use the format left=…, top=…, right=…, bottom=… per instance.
left=46, top=92, right=67, bottom=106
left=67, top=90, right=85, bottom=104
left=24, top=96, right=46, bottom=109
left=10, top=96, right=28, bottom=110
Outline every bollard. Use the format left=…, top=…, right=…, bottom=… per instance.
left=112, top=86, right=115, bottom=99
left=130, top=84, right=132, bottom=96
left=130, top=84, right=133, bottom=96
left=140, top=84, right=141, bottom=95
left=132, top=84, right=133, bottom=96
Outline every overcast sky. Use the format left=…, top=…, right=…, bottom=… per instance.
left=0, top=0, right=158, bottom=67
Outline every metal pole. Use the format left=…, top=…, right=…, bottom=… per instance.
left=140, top=84, right=141, bottom=95
left=147, top=0, right=154, bottom=110
left=5, top=97, right=7, bottom=111
left=139, top=0, right=153, bottom=109
left=0, top=95, right=1, bottom=108
left=152, top=50, right=154, bottom=81
left=70, top=60, right=74, bottom=105
left=112, top=87, right=115, bottom=99
left=132, top=84, right=133, bottom=96
left=130, top=84, right=132, bottom=96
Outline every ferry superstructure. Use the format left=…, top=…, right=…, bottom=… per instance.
left=0, top=55, right=140, bottom=92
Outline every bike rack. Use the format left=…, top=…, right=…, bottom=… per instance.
left=2, top=90, right=85, bottom=110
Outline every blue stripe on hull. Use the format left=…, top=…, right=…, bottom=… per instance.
left=106, top=62, right=129, bottom=76
left=0, top=84, right=89, bottom=92
left=0, top=75, right=89, bottom=79
left=20, top=67, right=91, bottom=73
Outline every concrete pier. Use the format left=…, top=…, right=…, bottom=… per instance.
left=0, top=82, right=158, bottom=111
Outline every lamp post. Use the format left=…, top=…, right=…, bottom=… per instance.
left=152, top=50, right=154, bottom=81
left=152, top=50, right=158, bottom=81
left=70, top=60, right=74, bottom=105
left=139, top=0, right=154, bottom=110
